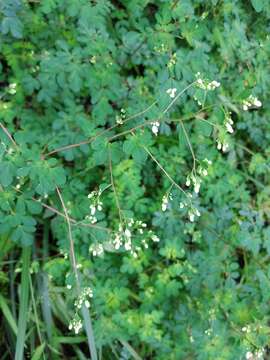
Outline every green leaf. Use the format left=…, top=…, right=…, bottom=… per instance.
left=68, top=67, right=82, bottom=93
left=251, top=0, right=264, bottom=12
left=31, top=343, right=46, bottom=360
left=123, top=137, right=148, bottom=164
left=1, top=17, right=23, bottom=38
left=0, top=162, right=15, bottom=187
left=0, top=294, right=18, bottom=335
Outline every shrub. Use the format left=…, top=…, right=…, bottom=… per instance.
left=0, top=1, right=269, bottom=359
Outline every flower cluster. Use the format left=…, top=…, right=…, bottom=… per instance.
left=186, top=174, right=201, bottom=194
left=195, top=72, right=220, bottom=90
left=86, top=189, right=103, bottom=224
left=8, top=83, right=17, bottom=95
left=111, top=219, right=149, bottom=257
left=167, top=53, right=177, bottom=68
left=185, top=159, right=212, bottom=194
left=151, top=121, right=160, bottom=136
left=193, top=94, right=202, bottom=107
left=89, top=219, right=160, bottom=259
left=153, top=43, right=168, bottom=54
left=224, top=112, right=234, bottom=134
left=89, top=243, right=104, bottom=257
left=216, top=139, right=229, bottom=152
left=180, top=197, right=201, bottom=222
left=68, top=314, right=83, bottom=334
left=161, top=193, right=173, bottom=211
left=116, top=108, right=126, bottom=125
left=245, top=349, right=265, bottom=360
left=74, top=287, right=93, bottom=310
left=166, top=88, right=177, bottom=98
left=187, top=206, right=201, bottom=222
left=242, top=95, right=262, bottom=111
left=90, top=55, right=96, bottom=64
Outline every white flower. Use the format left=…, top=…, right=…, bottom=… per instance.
left=116, top=115, right=123, bottom=124
left=202, top=169, right=208, bottom=176
left=194, top=182, right=200, bottom=194
left=209, top=80, right=220, bottom=89
left=151, top=235, right=160, bottom=242
left=222, top=142, right=229, bottom=152
left=254, top=98, right=262, bottom=107
left=225, top=122, right=234, bottom=133
left=90, top=204, right=96, bottom=215
left=8, top=83, right=17, bottom=95
left=197, top=78, right=203, bottom=86
left=245, top=352, right=253, bottom=360
left=189, top=213, right=195, bottom=222
left=124, top=240, right=132, bottom=250
left=124, top=229, right=131, bottom=238
left=90, top=243, right=104, bottom=256
left=161, top=195, right=169, bottom=211
left=243, top=95, right=262, bottom=110
left=166, top=88, right=177, bottom=98
left=151, top=121, right=160, bottom=136
left=195, top=73, right=220, bottom=91
left=194, top=208, right=201, bottom=217
left=69, top=318, right=83, bottom=334
left=90, top=55, right=96, bottom=64
left=87, top=192, right=95, bottom=199
left=161, top=203, right=167, bottom=212
left=113, top=233, right=122, bottom=249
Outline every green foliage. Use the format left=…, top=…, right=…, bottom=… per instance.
left=0, top=0, right=270, bottom=359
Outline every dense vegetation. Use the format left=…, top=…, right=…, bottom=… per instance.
left=0, top=0, right=270, bottom=359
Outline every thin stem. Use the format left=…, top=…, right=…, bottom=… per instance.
left=109, top=107, right=214, bottom=143
left=143, top=146, right=187, bottom=197
left=0, top=122, right=18, bottom=148
left=195, top=117, right=218, bottom=129
left=108, top=145, right=123, bottom=225
left=44, top=82, right=196, bottom=157
left=29, top=274, right=46, bottom=360
left=108, top=119, right=155, bottom=142
left=44, top=100, right=158, bottom=157
left=161, top=82, right=196, bottom=115
left=56, top=187, right=79, bottom=284
left=44, top=139, right=92, bottom=157
left=12, top=187, right=110, bottom=233
left=179, top=121, right=197, bottom=173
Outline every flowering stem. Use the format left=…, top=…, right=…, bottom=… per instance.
left=162, top=81, right=196, bottom=115
left=56, top=187, right=98, bottom=360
